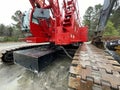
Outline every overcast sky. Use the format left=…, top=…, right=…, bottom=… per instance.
left=0, top=0, right=104, bottom=25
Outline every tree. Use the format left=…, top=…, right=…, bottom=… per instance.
left=11, top=10, right=22, bottom=29
left=110, top=7, right=120, bottom=29
left=0, top=24, right=14, bottom=37
left=11, top=10, right=24, bottom=38
left=83, top=6, right=93, bottom=28
left=83, top=4, right=102, bottom=40
left=91, top=4, right=102, bottom=30
left=103, top=21, right=119, bottom=36
left=7, top=26, right=13, bottom=36
left=83, top=4, right=102, bottom=30
left=0, top=24, right=5, bottom=36
left=0, top=10, right=25, bottom=42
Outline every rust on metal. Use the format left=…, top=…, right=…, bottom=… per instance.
left=68, top=43, right=120, bottom=90
left=115, top=46, right=120, bottom=55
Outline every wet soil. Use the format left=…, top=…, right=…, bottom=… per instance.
left=0, top=42, right=71, bottom=90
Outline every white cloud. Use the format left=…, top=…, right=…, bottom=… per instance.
left=0, top=0, right=103, bottom=25
left=78, top=0, right=104, bottom=20
left=0, top=0, right=31, bottom=25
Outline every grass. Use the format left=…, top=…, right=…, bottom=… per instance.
left=0, top=36, right=19, bottom=42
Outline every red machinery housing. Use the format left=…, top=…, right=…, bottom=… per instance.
left=25, top=0, right=88, bottom=45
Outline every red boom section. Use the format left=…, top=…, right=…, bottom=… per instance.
left=26, top=0, right=88, bottom=45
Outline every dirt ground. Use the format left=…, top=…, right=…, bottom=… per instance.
left=0, top=42, right=71, bottom=90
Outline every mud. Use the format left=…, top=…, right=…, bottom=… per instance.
left=0, top=42, right=71, bottom=90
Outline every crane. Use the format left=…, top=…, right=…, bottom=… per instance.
left=68, top=0, right=120, bottom=89
left=1, top=0, right=88, bottom=72
left=92, top=0, right=117, bottom=47
left=0, top=0, right=120, bottom=90
left=91, top=0, right=120, bottom=57
left=22, top=0, right=88, bottom=45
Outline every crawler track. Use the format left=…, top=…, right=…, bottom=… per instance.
left=68, top=43, right=120, bottom=90
left=0, top=42, right=120, bottom=90
left=0, top=43, right=49, bottom=63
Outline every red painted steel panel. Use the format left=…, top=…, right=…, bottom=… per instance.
left=24, top=0, right=88, bottom=45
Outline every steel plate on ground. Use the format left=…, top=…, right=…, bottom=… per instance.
left=13, top=47, right=56, bottom=72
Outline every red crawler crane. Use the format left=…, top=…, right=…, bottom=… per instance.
left=1, top=0, right=88, bottom=72
left=23, top=0, right=88, bottom=45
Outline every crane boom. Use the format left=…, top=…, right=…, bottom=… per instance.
left=97, top=0, right=117, bottom=32
left=92, top=0, right=117, bottom=48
